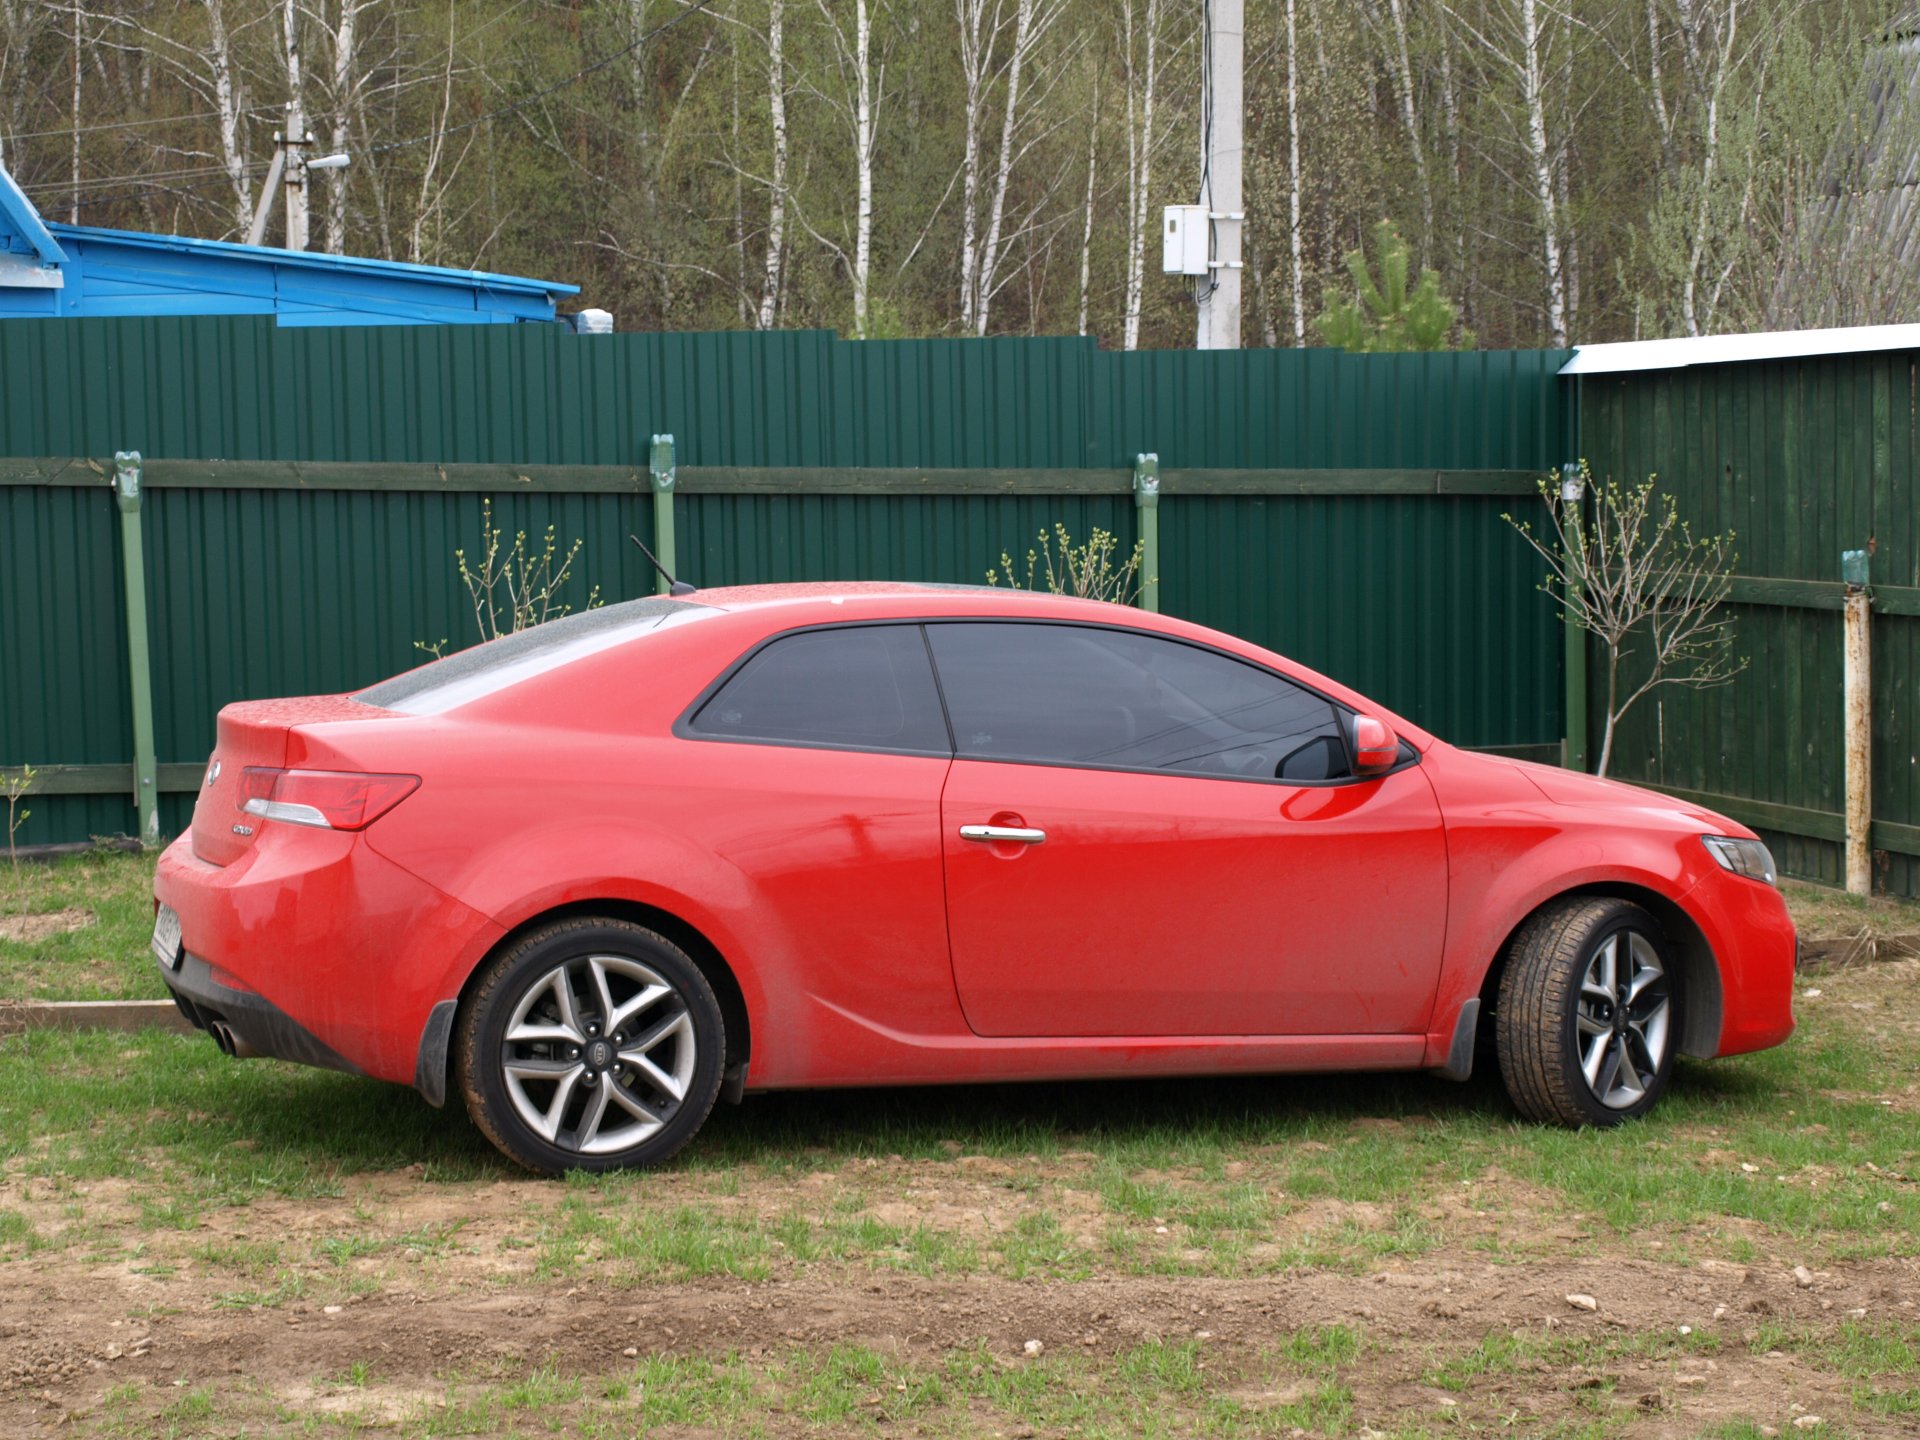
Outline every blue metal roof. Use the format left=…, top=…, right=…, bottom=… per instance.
left=0, top=165, right=67, bottom=275
left=0, top=161, right=576, bottom=326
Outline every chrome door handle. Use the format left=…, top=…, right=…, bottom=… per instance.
left=959, top=824, right=1047, bottom=845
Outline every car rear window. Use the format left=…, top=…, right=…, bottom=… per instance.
left=358, top=597, right=714, bottom=715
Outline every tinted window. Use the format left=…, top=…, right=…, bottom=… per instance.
left=925, top=622, right=1351, bottom=782
left=690, top=625, right=951, bottom=755
left=358, top=598, right=714, bottom=715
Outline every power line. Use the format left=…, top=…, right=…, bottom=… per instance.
left=2, top=109, right=267, bottom=142
left=29, top=161, right=261, bottom=196
left=368, top=0, right=721, bottom=155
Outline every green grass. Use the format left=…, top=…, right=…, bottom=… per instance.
left=0, top=849, right=164, bottom=1001
left=5, top=854, right=1919, bottom=1437
left=67, top=1329, right=1879, bottom=1439
left=3, top=948, right=1917, bottom=1276
left=1781, top=878, right=1920, bottom=942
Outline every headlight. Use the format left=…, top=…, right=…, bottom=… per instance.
left=1702, top=835, right=1778, bottom=887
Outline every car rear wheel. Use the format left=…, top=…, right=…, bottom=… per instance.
left=1495, top=897, right=1677, bottom=1128
left=456, top=918, right=726, bottom=1174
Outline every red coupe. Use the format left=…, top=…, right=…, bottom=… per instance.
left=152, top=583, right=1796, bottom=1173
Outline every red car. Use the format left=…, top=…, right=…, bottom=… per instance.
left=152, top=583, right=1796, bottom=1173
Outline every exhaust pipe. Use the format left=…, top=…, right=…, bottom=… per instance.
left=207, top=1020, right=259, bottom=1060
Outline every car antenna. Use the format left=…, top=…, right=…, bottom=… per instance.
left=629, top=534, right=697, bottom=596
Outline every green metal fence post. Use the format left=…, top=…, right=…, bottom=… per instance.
left=649, top=434, right=677, bottom=595
left=1133, top=452, right=1160, bottom=613
left=1560, top=461, right=1588, bottom=773
left=112, top=451, right=161, bottom=846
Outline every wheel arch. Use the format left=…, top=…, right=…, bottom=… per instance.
left=1475, top=882, right=1722, bottom=1060
left=452, top=898, right=753, bottom=1076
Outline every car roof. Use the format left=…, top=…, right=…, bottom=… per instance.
left=690, top=580, right=1133, bottom=620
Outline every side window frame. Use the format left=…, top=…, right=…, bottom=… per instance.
left=922, top=617, right=1420, bottom=788
left=674, top=620, right=956, bottom=759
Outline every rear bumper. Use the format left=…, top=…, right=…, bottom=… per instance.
left=154, top=829, right=504, bottom=1088
left=160, top=949, right=362, bottom=1074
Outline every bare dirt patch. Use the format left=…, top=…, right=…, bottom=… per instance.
left=3, top=1156, right=1916, bottom=1437
left=0, top=907, right=94, bottom=944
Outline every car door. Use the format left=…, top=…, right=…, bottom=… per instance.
left=927, top=621, right=1449, bottom=1038
left=676, top=621, right=957, bottom=1032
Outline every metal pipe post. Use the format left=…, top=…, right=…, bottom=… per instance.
left=1134, top=453, right=1161, bottom=613
left=112, top=452, right=161, bottom=847
left=650, top=434, right=678, bottom=595
left=1560, top=462, right=1588, bottom=772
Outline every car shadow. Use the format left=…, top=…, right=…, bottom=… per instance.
left=215, top=1048, right=1788, bottom=1179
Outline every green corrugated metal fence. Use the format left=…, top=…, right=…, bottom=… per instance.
left=0, top=318, right=1571, bottom=848
left=1579, top=350, right=1920, bottom=896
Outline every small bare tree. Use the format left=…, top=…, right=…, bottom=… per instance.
left=1505, top=462, right=1745, bottom=777
left=987, top=522, right=1143, bottom=606
left=417, top=499, right=600, bottom=658
left=5, top=762, right=35, bottom=879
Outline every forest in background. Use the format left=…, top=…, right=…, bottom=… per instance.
left=0, top=0, right=1915, bottom=349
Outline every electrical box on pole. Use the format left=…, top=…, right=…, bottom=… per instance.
left=1162, top=205, right=1211, bottom=276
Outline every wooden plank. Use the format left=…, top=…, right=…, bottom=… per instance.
left=0, top=1001, right=192, bottom=1037
left=1163, top=468, right=1543, bottom=496
left=0, top=456, right=109, bottom=487
left=1647, top=573, right=1920, bottom=615
left=1872, top=818, right=1920, bottom=857
left=0, top=458, right=653, bottom=493
left=679, top=467, right=1131, bottom=494
left=1726, top=576, right=1847, bottom=611
left=3, top=762, right=203, bottom=795
left=1873, top=586, right=1920, bottom=617
left=147, top=460, right=653, bottom=493
left=0, top=457, right=1549, bottom=497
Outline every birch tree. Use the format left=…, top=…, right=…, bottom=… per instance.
left=801, top=0, right=885, bottom=336
left=955, top=0, right=1068, bottom=335
left=1074, top=68, right=1096, bottom=336
left=1119, top=0, right=1162, bottom=351
left=315, top=0, right=378, bottom=256
left=757, top=0, right=788, bottom=328
left=1285, top=0, right=1304, bottom=344
left=1450, top=0, right=1578, bottom=346
left=1378, top=0, right=1434, bottom=262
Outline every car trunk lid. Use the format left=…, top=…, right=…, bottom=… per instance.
left=191, top=696, right=398, bottom=866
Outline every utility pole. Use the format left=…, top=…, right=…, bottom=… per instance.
left=247, top=100, right=347, bottom=250
left=1195, top=0, right=1243, bottom=350
left=282, top=98, right=312, bottom=252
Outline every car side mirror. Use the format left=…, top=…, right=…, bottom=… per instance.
left=1351, top=713, right=1400, bottom=777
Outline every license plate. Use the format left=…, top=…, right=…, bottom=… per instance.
left=151, top=904, right=183, bottom=970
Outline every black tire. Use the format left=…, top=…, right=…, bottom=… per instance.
left=1495, top=897, right=1679, bottom=1128
left=455, top=917, right=726, bottom=1174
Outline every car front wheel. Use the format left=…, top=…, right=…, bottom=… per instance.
left=455, top=918, right=726, bottom=1174
left=1496, top=897, right=1678, bottom=1127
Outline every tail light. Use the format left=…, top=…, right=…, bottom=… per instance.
left=238, top=768, right=419, bottom=831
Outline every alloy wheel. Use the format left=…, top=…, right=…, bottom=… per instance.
left=1573, top=928, right=1671, bottom=1110
left=499, top=954, right=698, bottom=1155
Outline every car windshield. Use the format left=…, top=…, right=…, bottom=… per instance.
left=358, top=597, right=714, bottom=715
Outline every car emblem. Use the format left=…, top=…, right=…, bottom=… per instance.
left=205, top=759, right=222, bottom=787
